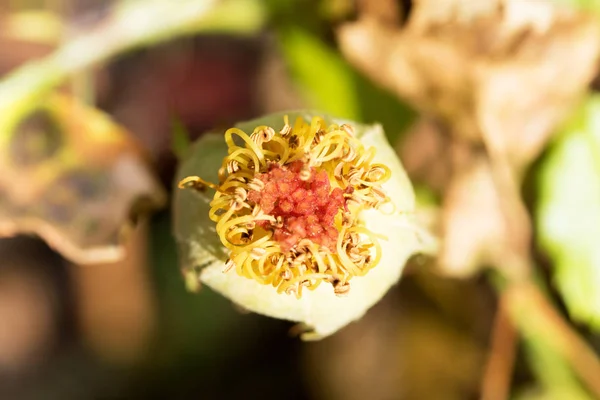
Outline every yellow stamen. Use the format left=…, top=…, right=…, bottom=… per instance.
left=178, top=116, right=392, bottom=298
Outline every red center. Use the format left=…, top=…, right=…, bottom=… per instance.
left=248, top=161, right=346, bottom=252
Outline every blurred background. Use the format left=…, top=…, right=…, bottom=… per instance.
left=1, top=0, right=600, bottom=399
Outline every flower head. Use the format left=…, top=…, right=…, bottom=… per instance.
left=175, top=112, right=424, bottom=339
left=180, top=115, right=391, bottom=298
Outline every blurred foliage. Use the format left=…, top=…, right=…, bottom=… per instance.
left=268, top=0, right=415, bottom=144
left=537, top=95, right=600, bottom=331
left=277, top=27, right=415, bottom=144
left=0, top=0, right=267, bottom=137
left=516, top=338, right=592, bottom=400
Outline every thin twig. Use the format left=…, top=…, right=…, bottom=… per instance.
left=505, top=282, right=600, bottom=398
left=481, top=294, right=517, bottom=400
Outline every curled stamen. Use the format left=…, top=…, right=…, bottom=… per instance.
left=234, top=187, right=248, bottom=203
left=280, top=115, right=293, bottom=136
left=251, top=126, right=276, bottom=145
left=281, top=269, right=292, bottom=280
left=299, top=165, right=312, bottom=181
left=334, top=281, right=351, bottom=296
left=251, top=247, right=267, bottom=260
left=342, top=146, right=356, bottom=162
left=227, top=159, right=240, bottom=174
left=288, top=135, right=299, bottom=149
left=223, top=259, right=235, bottom=273
left=366, top=165, right=386, bottom=181
left=248, top=177, right=265, bottom=192
left=178, top=176, right=222, bottom=193
left=340, top=124, right=354, bottom=137
left=342, top=213, right=354, bottom=228
left=334, top=162, right=345, bottom=180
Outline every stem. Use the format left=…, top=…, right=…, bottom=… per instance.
left=481, top=294, right=517, bottom=400
left=480, top=126, right=600, bottom=398
left=505, top=281, right=600, bottom=398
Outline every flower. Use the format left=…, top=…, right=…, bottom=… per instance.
left=174, top=112, right=425, bottom=339
left=180, top=115, right=391, bottom=297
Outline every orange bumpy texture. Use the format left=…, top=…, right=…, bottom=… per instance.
left=248, top=161, right=346, bottom=252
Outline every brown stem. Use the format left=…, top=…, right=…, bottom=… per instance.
left=481, top=294, right=517, bottom=400
left=505, top=282, right=600, bottom=398
left=480, top=130, right=600, bottom=398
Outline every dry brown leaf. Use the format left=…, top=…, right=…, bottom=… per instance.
left=338, top=0, right=600, bottom=170
left=441, top=158, right=506, bottom=276
left=0, top=93, right=166, bottom=264
left=356, top=0, right=400, bottom=25
left=397, top=117, right=478, bottom=194
left=397, top=118, right=450, bottom=193
left=396, top=119, right=507, bottom=276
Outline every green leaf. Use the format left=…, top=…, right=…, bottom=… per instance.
left=173, top=111, right=426, bottom=340
left=278, top=28, right=360, bottom=119
left=537, top=94, right=600, bottom=330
